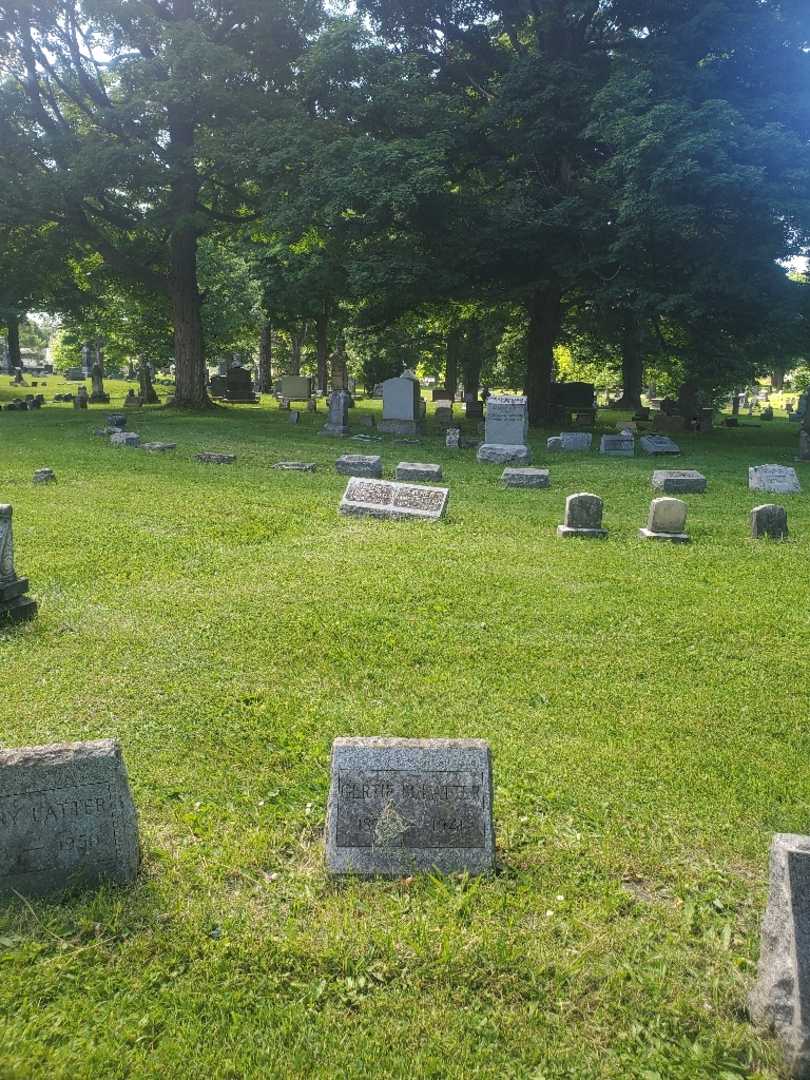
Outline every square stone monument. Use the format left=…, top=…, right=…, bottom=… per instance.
left=325, top=737, right=495, bottom=876
left=501, top=467, right=549, bottom=488
left=0, top=739, right=139, bottom=898
left=751, top=504, right=788, bottom=540
left=379, top=372, right=423, bottom=435
left=339, top=478, right=448, bottom=521
left=394, top=462, right=443, bottom=482
left=477, top=395, right=530, bottom=464
left=639, top=497, right=690, bottom=543
left=335, top=454, right=383, bottom=479
left=557, top=493, right=606, bottom=538
left=651, top=470, right=706, bottom=494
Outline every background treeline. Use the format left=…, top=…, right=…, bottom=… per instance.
left=1, top=1, right=810, bottom=421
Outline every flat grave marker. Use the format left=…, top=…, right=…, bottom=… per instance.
left=339, top=477, right=448, bottom=522
left=749, top=465, right=801, bottom=494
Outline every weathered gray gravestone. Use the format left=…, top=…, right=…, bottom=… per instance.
left=557, top=493, right=606, bottom=538
left=32, top=468, right=56, bottom=484
left=599, top=434, right=634, bottom=456
left=394, top=462, right=443, bottom=482
left=651, top=470, right=706, bottom=494
left=320, top=390, right=350, bottom=436
left=110, top=432, right=140, bottom=448
left=325, top=737, right=495, bottom=876
left=639, top=497, right=690, bottom=543
left=379, top=372, right=423, bottom=435
left=0, top=739, right=139, bottom=898
left=640, top=435, right=681, bottom=455
left=335, top=454, right=382, bottom=478
left=502, top=467, right=549, bottom=488
left=559, top=432, right=592, bottom=452
left=477, top=395, right=530, bottom=464
left=273, top=461, right=317, bottom=472
left=749, top=465, right=801, bottom=494
left=141, top=442, right=176, bottom=453
left=106, top=414, right=127, bottom=429
left=751, top=504, right=789, bottom=540
left=195, top=452, right=235, bottom=464
left=750, top=835, right=810, bottom=1078
left=339, top=477, right=448, bottom=521
left=0, top=505, right=37, bottom=624
left=446, top=428, right=461, bottom=449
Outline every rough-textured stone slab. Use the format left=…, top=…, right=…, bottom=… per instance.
left=394, top=462, right=443, bottom=482
left=749, top=465, right=801, bottom=494
left=110, top=432, right=140, bottom=448
left=339, top=478, right=448, bottom=521
left=641, top=435, right=681, bottom=455
left=141, top=442, right=176, bottom=453
left=560, top=432, right=592, bottom=451
left=273, top=461, right=317, bottom=472
left=106, top=414, right=127, bottom=429
left=751, top=504, right=788, bottom=540
left=446, top=428, right=460, bottom=449
left=335, top=454, right=382, bottom=478
left=502, top=467, right=549, bottom=488
left=476, top=443, right=531, bottom=465
left=651, top=469, right=706, bottom=494
left=639, top=497, right=690, bottom=543
left=599, top=434, right=634, bottom=456
left=750, top=835, right=810, bottom=1078
left=546, top=436, right=562, bottom=451
left=195, top=452, right=235, bottom=464
left=0, top=739, right=139, bottom=898
left=325, top=737, right=495, bottom=876
left=557, top=492, right=606, bottom=538
left=32, top=468, right=56, bottom=484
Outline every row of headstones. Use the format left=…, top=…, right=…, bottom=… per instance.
left=0, top=734, right=806, bottom=1077
left=3, top=394, right=45, bottom=412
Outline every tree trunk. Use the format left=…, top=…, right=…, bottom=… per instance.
left=169, top=224, right=208, bottom=408
left=772, top=368, right=785, bottom=391
left=6, top=314, right=21, bottom=372
left=445, top=324, right=461, bottom=397
left=617, top=317, right=643, bottom=410
left=316, top=304, right=329, bottom=392
left=731, top=387, right=741, bottom=416
left=257, top=319, right=272, bottom=393
left=524, top=283, right=562, bottom=426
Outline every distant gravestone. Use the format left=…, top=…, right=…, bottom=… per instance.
left=106, top=414, right=127, bottom=429
left=379, top=372, right=423, bottom=435
left=339, top=477, right=448, bottom=521
left=477, top=395, right=530, bottom=464
left=651, top=470, right=706, bottom=494
left=74, top=387, right=89, bottom=410
left=0, top=505, right=37, bottom=623
left=800, top=431, right=810, bottom=461
left=546, top=436, right=563, bottom=452
left=394, top=462, right=443, bottom=482
left=289, top=410, right=300, bottom=424
left=123, top=390, right=141, bottom=408
left=557, top=493, right=606, bottom=539
left=32, top=468, right=56, bottom=484
left=640, top=435, right=681, bottom=455
left=639, top=497, right=690, bottom=543
left=502, top=467, right=549, bottom=488
left=195, top=452, right=235, bottom=464
left=446, top=428, right=461, bottom=449
left=279, top=375, right=312, bottom=401
left=273, top=461, right=317, bottom=472
left=599, top=434, right=634, bottom=457
left=750, top=834, right=810, bottom=1078
left=321, top=390, right=350, bottom=436
left=141, top=442, right=176, bottom=453
left=559, top=432, right=592, bottom=452
left=325, top=737, right=495, bottom=876
left=110, top=432, right=140, bottom=448
left=749, top=465, right=801, bottom=494
left=335, top=454, right=382, bottom=479
left=0, top=739, right=139, bottom=898
left=751, top=504, right=788, bottom=540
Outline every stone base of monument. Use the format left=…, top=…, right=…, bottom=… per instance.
left=476, top=443, right=531, bottom=465
left=0, top=583, right=38, bottom=624
left=319, top=424, right=349, bottom=437
left=638, top=527, right=690, bottom=544
left=556, top=525, right=607, bottom=539
left=502, top=467, right=549, bottom=488
left=325, top=737, right=495, bottom=876
left=378, top=419, right=421, bottom=435
left=750, top=834, right=810, bottom=1079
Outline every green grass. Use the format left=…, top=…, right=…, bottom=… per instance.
left=1, top=381, right=808, bottom=1078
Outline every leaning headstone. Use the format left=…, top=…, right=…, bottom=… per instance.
left=394, top=462, right=443, bottom=483
left=640, top=435, right=681, bottom=455
left=477, top=395, right=530, bottom=465
left=0, top=505, right=37, bottom=623
left=639, top=497, right=690, bottom=543
left=195, top=452, right=236, bottom=464
left=110, top=432, right=140, bottom=448
left=335, top=454, right=382, bottom=479
left=141, top=442, right=176, bottom=453
left=750, top=834, right=810, bottom=1078
left=273, top=461, right=317, bottom=472
left=32, top=468, right=56, bottom=484
left=557, top=493, right=607, bottom=539
left=546, top=436, right=563, bottom=452
left=325, top=737, right=494, bottom=876
left=320, top=390, right=350, bottom=436
left=751, top=504, right=788, bottom=540
left=0, top=739, right=139, bottom=898
left=651, top=469, right=706, bottom=494
left=446, top=428, right=461, bottom=449
left=749, top=465, right=801, bottom=494
left=560, top=432, right=592, bottom=452
left=599, top=433, right=634, bottom=456
left=339, top=478, right=448, bottom=521
left=502, top=467, right=549, bottom=488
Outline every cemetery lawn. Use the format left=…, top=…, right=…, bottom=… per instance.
left=2, top=384, right=809, bottom=1079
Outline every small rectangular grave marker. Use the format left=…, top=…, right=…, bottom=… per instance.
left=640, top=435, right=681, bottom=455
left=394, top=462, right=443, bottom=482
left=326, top=737, right=495, bottom=876
left=599, top=434, right=634, bottom=456
left=335, top=454, right=382, bottom=478
left=339, top=477, right=448, bottom=521
left=502, top=467, right=549, bottom=488
left=749, top=465, right=801, bottom=494
left=0, top=739, right=139, bottom=898
left=651, top=469, right=706, bottom=494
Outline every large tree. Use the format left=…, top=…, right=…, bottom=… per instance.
left=0, top=0, right=322, bottom=406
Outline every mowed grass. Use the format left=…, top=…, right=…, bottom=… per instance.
left=1, top=379, right=809, bottom=1078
